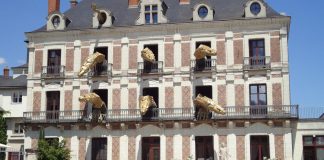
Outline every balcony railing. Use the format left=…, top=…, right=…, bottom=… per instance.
left=191, top=59, right=216, bottom=72
left=41, top=65, right=65, bottom=78
left=24, top=105, right=298, bottom=123
left=138, top=61, right=163, bottom=75
left=243, top=56, right=270, bottom=70
left=88, top=61, right=112, bottom=77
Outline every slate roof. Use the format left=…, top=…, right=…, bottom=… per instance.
left=32, top=0, right=282, bottom=32
left=11, top=64, right=28, bottom=69
left=0, top=75, right=27, bottom=88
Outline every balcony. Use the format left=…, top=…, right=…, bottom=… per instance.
left=191, top=59, right=216, bottom=72
left=41, top=65, right=65, bottom=78
left=23, top=105, right=298, bottom=124
left=138, top=61, right=163, bottom=75
left=88, top=61, right=112, bottom=77
left=243, top=56, right=270, bottom=70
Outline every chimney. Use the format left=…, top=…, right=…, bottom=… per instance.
left=48, top=0, right=60, bottom=15
left=128, top=0, right=139, bottom=8
left=70, top=0, right=78, bottom=8
left=3, top=66, right=9, bottom=78
left=179, top=0, right=190, bottom=4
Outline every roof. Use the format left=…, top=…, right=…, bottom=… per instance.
left=11, top=64, right=28, bottom=69
left=0, top=75, right=27, bottom=88
left=32, top=0, right=283, bottom=32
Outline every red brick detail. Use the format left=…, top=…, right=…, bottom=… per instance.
left=113, top=46, right=121, bottom=70
left=234, top=33, right=243, bottom=39
left=182, top=77, right=190, bottom=81
left=81, top=41, right=90, bottom=46
left=79, top=137, right=86, bottom=160
left=236, top=136, right=245, bottom=160
left=129, top=45, right=138, bottom=69
left=271, top=37, right=281, bottom=62
left=275, top=135, right=284, bottom=160
left=128, top=137, right=136, bottom=160
left=112, top=137, right=120, bottom=160
left=33, top=92, right=41, bottom=112
left=35, top=44, right=44, bottom=49
left=165, top=78, right=173, bottom=82
left=179, top=0, right=190, bottom=4
left=128, top=0, right=139, bottom=6
left=181, top=36, right=190, bottom=41
left=234, top=40, right=243, bottom=64
left=166, top=136, right=173, bottom=160
left=113, top=80, right=120, bottom=84
left=130, top=40, right=138, bottom=44
left=182, top=86, right=191, bottom=108
left=31, top=138, right=38, bottom=150
left=34, top=50, right=43, bottom=73
left=217, top=76, right=225, bottom=80
left=66, top=43, right=74, bottom=48
left=113, top=89, right=121, bottom=110
left=182, top=136, right=190, bottom=160
left=129, top=79, right=137, bottom=83
left=218, top=85, right=227, bottom=107
left=272, top=83, right=282, bottom=106
left=66, top=49, right=74, bottom=72
left=235, top=85, right=244, bottom=107
left=217, top=41, right=226, bottom=65
left=181, top=43, right=190, bottom=67
left=64, top=137, right=71, bottom=150
left=81, top=48, right=89, bottom=67
left=165, top=87, right=174, bottom=108
left=165, top=43, right=174, bottom=67
left=271, top=31, right=280, bottom=36
left=128, top=88, right=137, bottom=109
left=217, top=35, right=225, bottom=39
left=219, top=135, right=227, bottom=147
left=165, top=37, right=173, bottom=42
left=65, top=82, right=72, bottom=86
left=65, top=91, right=72, bottom=112
left=80, top=90, right=89, bottom=110
left=48, top=0, right=60, bottom=15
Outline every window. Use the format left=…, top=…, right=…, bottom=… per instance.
left=195, top=136, right=214, bottom=159
left=46, top=91, right=60, bottom=120
left=51, top=16, right=60, bottom=28
left=303, top=136, right=324, bottom=160
left=250, top=135, right=270, bottom=160
left=8, top=152, right=23, bottom=160
left=143, top=44, right=159, bottom=73
left=93, top=47, right=108, bottom=75
left=195, top=86, right=212, bottom=120
left=195, top=41, right=212, bottom=71
left=142, top=88, right=159, bottom=120
left=12, top=91, right=22, bottom=103
left=198, top=6, right=208, bottom=18
left=144, top=5, right=158, bottom=24
left=250, top=2, right=261, bottom=15
left=14, top=123, right=23, bottom=134
left=249, top=84, right=267, bottom=115
left=45, top=138, right=59, bottom=146
left=47, top=49, right=61, bottom=75
left=249, top=39, right=265, bottom=66
left=91, top=89, right=108, bottom=122
left=142, top=137, right=160, bottom=160
left=92, top=138, right=107, bottom=160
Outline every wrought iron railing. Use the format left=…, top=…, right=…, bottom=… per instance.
left=41, top=65, right=65, bottom=78
left=298, top=107, right=324, bottom=119
left=138, top=61, right=163, bottom=75
left=191, top=59, right=216, bottom=72
left=24, top=105, right=298, bottom=123
left=243, top=56, right=270, bottom=70
left=88, top=61, right=112, bottom=77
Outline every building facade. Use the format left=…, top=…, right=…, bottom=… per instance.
left=23, top=0, right=297, bottom=160
left=0, top=65, right=27, bottom=160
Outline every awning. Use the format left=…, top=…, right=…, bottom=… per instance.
left=0, top=143, right=11, bottom=148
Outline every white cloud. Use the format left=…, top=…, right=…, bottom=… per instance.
left=0, top=57, right=5, bottom=65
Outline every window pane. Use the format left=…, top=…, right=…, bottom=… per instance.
left=316, top=148, right=324, bottom=160
left=145, top=13, right=150, bottom=24
left=145, top=5, right=150, bottom=11
left=259, top=85, right=266, bottom=93
left=304, top=137, right=313, bottom=146
left=250, top=85, right=257, bottom=94
left=152, top=5, right=158, bottom=11
left=316, top=136, right=324, bottom=145
left=259, top=94, right=267, bottom=105
left=257, top=40, right=264, bottom=47
left=152, top=13, right=158, bottom=24
left=250, top=95, right=258, bottom=105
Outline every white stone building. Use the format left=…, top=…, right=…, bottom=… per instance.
left=21, top=0, right=317, bottom=160
left=0, top=65, right=27, bottom=160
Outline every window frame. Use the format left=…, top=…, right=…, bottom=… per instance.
left=144, top=5, right=158, bottom=24
left=303, top=135, right=324, bottom=160
left=249, top=84, right=267, bottom=106
left=12, top=91, right=23, bottom=104
left=14, top=123, right=24, bottom=134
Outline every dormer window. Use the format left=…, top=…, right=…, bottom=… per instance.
left=145, top=5, right=158, bottom=24
left=198, top=6, right=208, bottom=18
left=193, top=4, right=213, bottom=21
left=250, top=2, right=261, bottom=15
left=52, top=16, right=61, bottom=29
left=244, top=0, right=267, bottom=18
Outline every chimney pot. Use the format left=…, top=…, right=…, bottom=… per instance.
left=3, top=66, right=9, bottom=78
left=48, top=0, right=60, bottom=15
left=179, top=0, right=190, bottom=4
left=128, top=0, right=139, bottom=8
left=70, top=0, right=78, bottom=8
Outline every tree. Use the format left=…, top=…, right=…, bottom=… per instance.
left=37, top=129, right=70, bottom=160
left=0, top=111, right=8, bottom=160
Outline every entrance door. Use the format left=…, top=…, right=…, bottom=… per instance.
left=142, top=137, right=160, bottom=160
left=92, top=138, right=107, bottom=160
left=46, top=91, right=60, bottom=120
left=195, top=136, right=214, bottom=160
left=250, top=136, right=270, bottom=160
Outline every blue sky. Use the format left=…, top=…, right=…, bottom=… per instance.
left=0, top=0, right=323, bottom=107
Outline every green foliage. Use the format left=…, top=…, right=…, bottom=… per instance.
left=0, top=111, right=7, bottom=160
left=37, top=139, right=70, bottom=160
left=37, top=129, right=70, bottom=160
